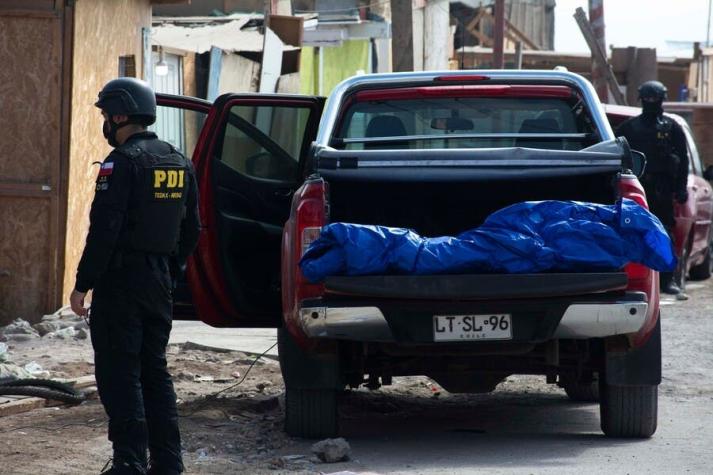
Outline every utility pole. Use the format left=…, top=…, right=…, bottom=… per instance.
left=391, top=0, right=415, bottom=72
left=588, top=0, right=608, bottom=102
left=493, top=0, right=505, bottom=68
left=706, top=0, right=713, bottom=48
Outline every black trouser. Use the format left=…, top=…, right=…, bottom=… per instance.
left=643, top=176, right=678, bottom=289
left=90, top=253, right=183, bottom=474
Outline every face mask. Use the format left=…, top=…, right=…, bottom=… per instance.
left=641, top=100, right=663, bottom=118
left=102, top=118, right=121, bottom=148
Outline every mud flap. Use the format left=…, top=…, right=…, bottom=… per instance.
left=277, top=328, right=343, bottom=390
left=605, top=315, right=661, bottom=386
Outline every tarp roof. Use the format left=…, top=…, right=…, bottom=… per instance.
left=152, top=19, right=298, bottom=54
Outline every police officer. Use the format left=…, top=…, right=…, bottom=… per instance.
left=616, top=80, right=689, bottom=295
left=69, top=78, right=200, bottom=474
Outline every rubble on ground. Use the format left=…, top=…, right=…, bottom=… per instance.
left=0, top=308, right=88, bottom=343
left=311, top=438, right=352, bottom=463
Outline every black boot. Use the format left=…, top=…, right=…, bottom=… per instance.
left=660, top=272, right=681, bottom=295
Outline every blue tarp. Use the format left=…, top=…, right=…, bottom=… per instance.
left=300, top=199, right=676, bottom=283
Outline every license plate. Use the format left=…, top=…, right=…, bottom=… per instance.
left=433, top=314, right=512, bottom=341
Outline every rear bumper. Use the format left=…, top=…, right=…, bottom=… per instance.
left=298, top=292, right=648, bottom=343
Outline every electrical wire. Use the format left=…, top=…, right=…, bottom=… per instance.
left=178, top=342, right=278, bottom=418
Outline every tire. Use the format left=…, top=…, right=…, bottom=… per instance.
left=600, top=383, right=658, bottom=438
left=689, top=240, right=712, bottom=280
left=277, top=328, right=341, bottom=438
left=0, top=386, right=85, bottom=405
left=562, top=380, right=600, bottom=402
left=285, top=388, right=338, bottom=439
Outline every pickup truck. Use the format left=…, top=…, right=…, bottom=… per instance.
left=155, top=70, right=661, bottom=441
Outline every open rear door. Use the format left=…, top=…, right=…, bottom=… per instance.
left=186, top=94, right=324, bottom=327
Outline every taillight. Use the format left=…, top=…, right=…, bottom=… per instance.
left=282, top=178, right=328, bottom=324
left=619, top=175, right=657, bottom=305
left=301, top=227, right=322, bottom=256
left=618, top=175, right=648, bottom=209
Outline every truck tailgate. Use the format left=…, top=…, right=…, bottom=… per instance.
left=324, top=273, right=628, bottom=300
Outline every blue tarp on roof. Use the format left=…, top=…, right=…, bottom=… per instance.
left=300, top=199, right=676, bottom=283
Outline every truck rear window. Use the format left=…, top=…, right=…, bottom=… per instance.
left=334, top=90, right=597, bottom=151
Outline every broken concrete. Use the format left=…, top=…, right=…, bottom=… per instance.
left=311, top=438, right=352, bottom=463
left=0, top=319, right=39, bottom=338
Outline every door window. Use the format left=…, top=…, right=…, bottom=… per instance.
left=152, top=106, right=206, bottom=158
left=218, top=105, right=312, bottom=182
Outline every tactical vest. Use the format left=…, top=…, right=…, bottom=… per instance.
left=117, top=138, right=191, bottom=255
left=647, top=116, right=680, bottom=175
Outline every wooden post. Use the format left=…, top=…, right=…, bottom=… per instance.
left=588, top=0, right=608, bottom=102
left=493, top=0, right=505, bottom=69
left=391, top=0, right=414, bottom=72
left=573, top=7, right=627, bottom=105
left=514, top=41, right=523, bottom=69
left=424, top=0, right=450, bottom=70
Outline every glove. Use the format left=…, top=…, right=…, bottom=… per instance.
left=675, top=190, right=689, bottom=204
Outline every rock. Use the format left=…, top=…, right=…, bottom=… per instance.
left=73, top=320, right=89, bottom=331
left=75, top=328, right=88, bottom=340
left=46, top=327, right=77, bottom=340
left=24, top=361, right=50, bottom=378
left=4, top=334, right=38, bottom=342
left=194, top=375, right=214, bottom=383
left=1, top=319, right=39, bottom=337
left=0, top=342, right=7, bottom=363
left=255, top=381, right=271, bottom=393
left=0, top=362, right=33, bottom=380
left=231, top=371, right=241, bottom=379
left=311, top=438, right=351, bottom=463
left=33, top=321, right=61, bottom=336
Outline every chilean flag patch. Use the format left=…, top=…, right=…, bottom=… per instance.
left=99, top=162, right=114, bottom=176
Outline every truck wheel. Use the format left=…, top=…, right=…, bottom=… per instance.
left=278, top=328, right=341, bottom=438
left=285, top=388, right=338, bottom=438
left=600, top=383, right=658, bottom=438
left=562, top=380, right=599, bottom=402
left=689, top=241, right=712, bottom=280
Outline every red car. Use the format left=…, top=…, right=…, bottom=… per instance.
left=154, top=71, right=663, bottom=440
left=605, top=104, right=713, bottom=283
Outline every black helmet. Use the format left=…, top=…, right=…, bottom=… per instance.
left=95, top=78, right=156, bottom=125
left=638, top=80, right=667, bottom=103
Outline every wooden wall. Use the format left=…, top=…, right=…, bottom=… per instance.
left=0, top=2, right=67, bottom=324
left=62, top=0, right=152, bottom=304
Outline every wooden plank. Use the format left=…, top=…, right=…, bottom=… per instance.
left=0, top=397, right=46, bottom=417
left=573, top=7, right=627, bottom=105
left=259, top=28, right=284, bottom=93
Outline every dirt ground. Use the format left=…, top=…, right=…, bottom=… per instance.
left=1, top=278, right=712, bottom=474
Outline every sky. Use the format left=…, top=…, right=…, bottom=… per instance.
left=554, top=0, right=712, bottom=56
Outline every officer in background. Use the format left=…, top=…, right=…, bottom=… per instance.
left=617, top=80, right=689, bottom=295
left=69, top=78, right=201, bottom=474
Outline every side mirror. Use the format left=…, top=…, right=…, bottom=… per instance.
left=704, top=165, right=713, bottom=181
left=630, top=150, right=647, bottom=178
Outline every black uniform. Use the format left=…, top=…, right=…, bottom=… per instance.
left=616, top=114, right=688, bottom=229
left=76, top=131, right=200, bottom=474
